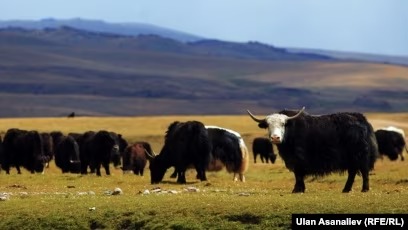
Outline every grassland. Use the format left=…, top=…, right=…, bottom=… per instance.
left=0, top=114, right=408, bottom=230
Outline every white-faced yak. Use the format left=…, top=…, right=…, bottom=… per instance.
left=247, top=107, right=378, bottom=193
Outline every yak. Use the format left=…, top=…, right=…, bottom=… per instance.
left=170, top=125, right=249, bottom=182
left=2, top=128, right=48, bottom=174
left=252, top=137, right=277, bottom=164
left=375, top=126, right=407, bottom=161
left=247, top=107, right=378, bottom=193
left=81, top=130, right=122, bottom=176
left=121, top=141, right=155, bottom=176
left=73, top=131, right=95, bottom=174
left=54, top=135, right=81, bottom=173
left=41, top=132, right=54, bottom=168
left=204, top=126, right=249, bottom=182
left=150, top=120, right=211, bottom=184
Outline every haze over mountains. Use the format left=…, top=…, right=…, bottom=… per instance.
left=0, top=18, right=407, bottom=117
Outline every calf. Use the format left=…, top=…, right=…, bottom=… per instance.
left=121, top=142, right=155, bottom=176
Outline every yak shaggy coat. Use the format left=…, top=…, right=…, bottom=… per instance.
left=150, top=121, right=211, bottom=184
left=248, top=108, right=378, bottom=193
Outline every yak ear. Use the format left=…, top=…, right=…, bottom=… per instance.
left=258, top=120, right=268, bottom=129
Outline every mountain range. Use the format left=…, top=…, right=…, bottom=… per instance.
left=0, top=18, right=407, bottom=117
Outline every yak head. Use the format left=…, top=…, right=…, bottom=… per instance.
left=149, top=156, right=166, bottom=184
left=247, top=107, right=305, bottom=144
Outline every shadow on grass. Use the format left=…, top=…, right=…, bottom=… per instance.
left=225, top=213, right=263, bottom=225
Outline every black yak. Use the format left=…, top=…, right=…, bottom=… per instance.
left=247, top=107, right=378, bottom=193
left=2, top=128, right=48, bottom=174
left=252, top=137, right=277, bottom=164
left=375, top=126, right=407, bottom=161
left=54, top=135, right=81, bottom=173
left=41, top=132, right=54, bottom=168
left=169, top=125, right=249, bottom=182
left=150, top=121, right=211, bottom=184
left=82, top=130, right=121, bottom=176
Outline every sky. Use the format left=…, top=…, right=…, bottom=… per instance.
left=1, top=0, right=407, bottom=56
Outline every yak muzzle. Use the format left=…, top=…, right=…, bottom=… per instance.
left=270, top=135, right=281, bottom=144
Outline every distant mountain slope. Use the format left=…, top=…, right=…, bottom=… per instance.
left=1, top=18, right=405, bottom=65
left=0, top=18, right=203, bottom=42
left=287, top=48, right=408, bottom=66
left=0, top=27, right=332, bottom=61
left=0, top=26, right=407, bottom=117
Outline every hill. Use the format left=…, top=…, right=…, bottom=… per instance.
left=0, top=18, right=203, bottom=42
left=0, top=27, right=407, bottom=117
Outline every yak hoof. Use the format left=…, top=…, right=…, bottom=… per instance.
left=342, top=189, right=351, bottom=193
left=292, top=188, right=305, bottom=193
left=361, top=188, right=369, bottom=192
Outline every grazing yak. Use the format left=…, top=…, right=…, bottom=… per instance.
left=247, top=107, right=378, bottom=193
left=170, top=125, right=249, bottom=182
left=74, top=131, right=95, bottom=174
left=2, top=128, right=49, bottom=174
left=375, top=126, right=407, bottom=161
left=252, top=137, right=277, bottom=164
left=54, top=135, right=81, bottom=173
left=121, top=142, right=155, bottom=176
left=41, top=132, right=54, bottom=168
left=150, top=121, right=211, bottom=184
left=50, top=131, right=65, bottom=150
left=81, top=130, right=124, bottom=176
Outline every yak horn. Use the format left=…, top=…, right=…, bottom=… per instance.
left=144, top=149, right=155, bottom=159
left=247, top=110, right=265, bottom=123
left=287, top=107, right=305, bottom=120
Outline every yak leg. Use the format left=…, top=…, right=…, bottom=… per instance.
left=95, top=163, right=102, bottom=176
left=195, top=164, right=207, bottom=181
left=253, top=153, right=257, bottom=163
left=233, top=173, right=245, bottom=182
left=4, top=164, right=11, bottom=174
left=170, top=168, right=177, bottom=178
left=176, top=170, right=187, bottom=184
left=361, top=168, right=370, bottom=192
left=16, top=166, right=22, bottom=174
left=343, top=169, right=357, bottom=193
left=103, top=162, right=110, bottom=175
left=292, top=171, right=305, bottom=193
left=5, top=168, right=10, bottom=175
left=80, top=164, right=88, bottom=175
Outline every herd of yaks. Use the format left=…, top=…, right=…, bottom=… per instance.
left=0, top=107, right=407, bottom=193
